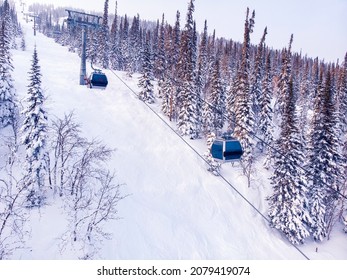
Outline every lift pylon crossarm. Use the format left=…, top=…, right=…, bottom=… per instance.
left=65, top=9, right=102, bottom=28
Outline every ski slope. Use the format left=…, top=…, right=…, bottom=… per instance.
left=10, top=20, right=347, bottom=260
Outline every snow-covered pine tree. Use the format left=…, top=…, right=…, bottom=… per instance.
left=152, top=20, right=159, bottom=74
left=168, top=10, right=181, bottom=121
left=21, top=47, right=49, bottom=207
left=226, top=76, right=237, bottom=132
left=307, top=66, right=327, bottom=241
left=207, top=30, right=216, bottom=70
left=307, top=67, right=343, bottom=240
left=197, top=20, right=209, bottom=100
left=268, top=76, right=311, bottom=244
left=259, top=51, right=274, bottom=167
left=226, top=42, right=240, bottom=132
left=1, top=0, right=17, bottom=50
left=338, top=52, right=347, bottom=133
left=161, top=75, right=176, bottom=121
left=138, top=32, right=155, bottom=104
left=20, top=33, right=26, bottom=51
left=85, top=27, right=97, bottom=61
left=341, top=134, right=347, bottom=233
left=296, top=60, right=311, bottom=151
left=0, top=11, right=18, bottom=129
left=207, top=58, right=225, bottom=135
left=172, top=10, right=181, bottom=69
left=119, top=15, right=130, bottom=73
left=177, top=80, right=199, bottom=138
left=310, top=58, right=320, bottom=104
left=202, top=99, right=213, bottom=137
left=109, top=1, right=119, bottom=70
left=156, top=13, right=166, bottom=99
left=250, top=27, right=267, bottom=127
left=192, top=21, right=202, bottom=136
left=161, top=20, right=179, bottom=122
left=99, top=0, right=109, bottom=69
left=129, top=14, right=141, bottom=74
left=160, top=24, right=171, bottom=114
left=220, top=40, right=233, bottom=82
left=275, top=35, right=293, bottom=119
left=177, top=0, right=199, bottom=139
left=338, top=55, right=347, bottom=232
left=227, top=41, right=237, bottom=77
left=232, top=8, right=256, bottom=185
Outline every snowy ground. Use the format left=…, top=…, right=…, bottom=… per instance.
left=7, top=19, right=347, bottom=260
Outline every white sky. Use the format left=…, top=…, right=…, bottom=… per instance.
left=14, top=0, right=347, bottom=63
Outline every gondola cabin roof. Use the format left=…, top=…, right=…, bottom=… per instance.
left=210, top=138, right=243, bottom=162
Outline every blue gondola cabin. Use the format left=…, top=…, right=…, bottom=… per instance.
left=88, top=71, right=108, bottom=89
left=210, top=138, right=243, bottom=162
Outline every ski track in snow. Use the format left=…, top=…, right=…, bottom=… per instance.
left=8, top=20, right=347, bottom=260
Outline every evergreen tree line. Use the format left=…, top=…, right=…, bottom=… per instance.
left=18, top=0, right=347, bottom=244
left=0, top=1, right=124, bottom=259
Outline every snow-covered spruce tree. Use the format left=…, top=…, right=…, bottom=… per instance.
left=161, top=75, right=176, bottom=121
left=177, top=62, right=199, bottom=138
left=275, top=35, right=293, bottom=120
left=20, top=33, right=26, bottom=51
left=155, top=13, right=166, bottom=99
left=172, top=10, right=181, bottom=67
left=138, top=32, right=155, bottom=104
left=307, top=67, right=343, bottom=240
left=226, top=74, right=237, bottom=132
left=109, top=1, right=120, bottom=70
left=166, top=10, right=181, bottom=122
left=268, top=72, right=311, bottom=244
left=119, top=15, right=130, bottom=73
left=202, top=59, right=224, bottom=175
left=1, top=0, right=16, bottom=50
left=338, top=55, right=347, bottom=232
left=202, top=98, right=213, bottom=137
left=0, top=9, right=18, bottom=130
left=341, top=135, right=347, bottom=233
left=259, top=51, right=274, bottom=168
left=232, top=8, right=255, bottom=186
left=306, top=68, right=327, bottom=241
left=207, top=30, right=216, bottom=71
left=197, top=20, right=209, bottom=99
left=207, top=58, right=225, bottom=135
left=151, top=20, right=159, bottom=73
left=160, top=12, right=180, bottom=122
left=338, top=52, right=347, bottom=133
left=98, top=0, right=109, bottom=69
left=21, top=47, right=49, bottom=207
left=176, top=0, right=199, bottom=139
left=298, top=61, right=311, bottom=130
left=193, top=21, right=202, bottom=136
left=250, top=27, right=267, bottom=128
left=128, top=14, right=141, bottom=75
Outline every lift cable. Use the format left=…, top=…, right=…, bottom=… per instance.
left=108, top=68, right=311, bottom=260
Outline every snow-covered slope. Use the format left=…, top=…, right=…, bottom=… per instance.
left=9, top=20, right=347, bottom=260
